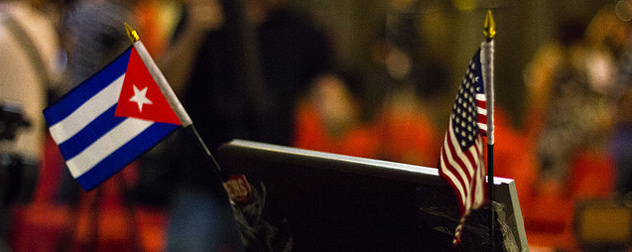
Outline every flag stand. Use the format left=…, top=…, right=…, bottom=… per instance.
left=185, top=125, right=230, bottom=181
left=482, top=10, right=496, bottom=251
left=488, top=143, right=495, bottom=250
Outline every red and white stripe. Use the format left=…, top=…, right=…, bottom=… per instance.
left=439, top=119, right=487, bottom=244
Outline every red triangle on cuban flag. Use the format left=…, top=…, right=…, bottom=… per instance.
left=114, top=48, right=181, bottom=125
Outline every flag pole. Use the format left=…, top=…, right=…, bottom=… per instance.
left=124, top=23, right=229, bottom=181
left=482, top=10, right=496, bottom=250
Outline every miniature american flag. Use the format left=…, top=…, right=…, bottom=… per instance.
left=439, top=48, right=487, bottom=245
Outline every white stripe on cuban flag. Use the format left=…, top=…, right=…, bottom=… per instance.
left=64, top=118, right=153, bottom=178
left=48, top=74, right=125, bottom=144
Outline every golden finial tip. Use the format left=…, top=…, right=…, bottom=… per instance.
left=484, top=10, right=496, bottom=39
left=124, top=22, right=139, bottom=43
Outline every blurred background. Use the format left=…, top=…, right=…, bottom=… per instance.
left=2, top=0, right=632, bottom=251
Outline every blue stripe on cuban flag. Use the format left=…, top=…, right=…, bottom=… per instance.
left=43, top=47, right=179, bottom=191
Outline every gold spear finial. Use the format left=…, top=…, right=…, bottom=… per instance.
left=124, top=22, right=139, bottom=43
left=484, top=10, right=496, bottom=40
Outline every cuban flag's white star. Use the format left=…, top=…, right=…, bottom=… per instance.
left=129, top=85, right=153, bottom=112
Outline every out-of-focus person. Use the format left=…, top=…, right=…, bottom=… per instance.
left=50, top=0, right=161, bottom=251
left=522, top=5, right=629, bottom=250
left=141, top=0, right=334, bottom=251
left=293, top=73, right=379, bottom=158
left=163, top=0, right=333, bottom=152
left=0, top=0, right=64, bottom=249
left=0, top=0, right=62, bottom=168
left=360, top=0, right=448, bottom=167
left=53, top=0, right=140, bottom=216
left=524, top=14, right=617, bottom=195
